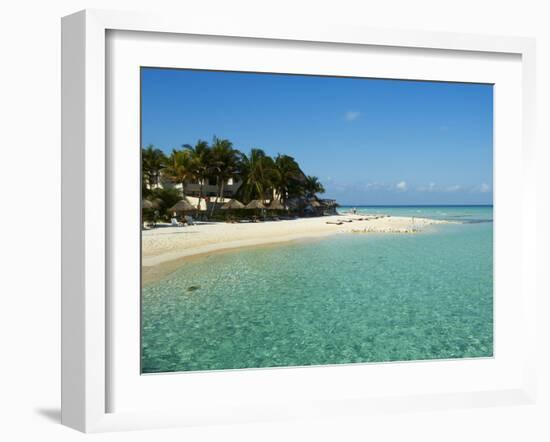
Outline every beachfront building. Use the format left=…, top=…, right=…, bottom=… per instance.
left=154, top=175, right=243, bottom=212
left=318, top=199, right=338, bottom=215
left=159, top=175, right=243, bottom=198
left=142, top=145, right=335, bottom=216
left=286, top=196, right=339, bottom=216
left=181, top=177, right=242, bottom=198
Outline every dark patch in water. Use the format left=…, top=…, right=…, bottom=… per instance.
left=187, top=285, right=200, bottom=292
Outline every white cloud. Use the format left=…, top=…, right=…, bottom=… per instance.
left=365, top=182, right=385, bottom=190
left=396, top=181, right=408, bottom=191
left=344, top=111, right=360, bottom=121
left=480, top=183, right=490, bottom=193
left=417, top=182, right=436, bottom=192
left=445, top=184, right=462, bottom=192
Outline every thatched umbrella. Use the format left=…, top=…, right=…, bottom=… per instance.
left=169, top=199, right=195, bottom=213
left=142, top=199, right=153, bottom=209
left=150, top=197, right=162, bottom=209
left=221, top=199, right=245, bottom=210
left=268, top=199, right=285, bottom=210
left=245, top=199, right=266, bottom=210
left=245, top=199, right=266, bottom=220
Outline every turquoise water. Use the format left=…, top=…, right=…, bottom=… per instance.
left=339, top=205, right=493, bottom=222
left=142, top=206, right=493, bottom=373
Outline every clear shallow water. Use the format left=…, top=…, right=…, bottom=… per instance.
left=142, top=206, right=493, bottom=373
left=339, top=205, right=493, bottom=223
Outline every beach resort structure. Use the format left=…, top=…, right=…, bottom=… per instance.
left=142, top=140, right=338, bottom=216
left=160, top=175, right=243, bottom=199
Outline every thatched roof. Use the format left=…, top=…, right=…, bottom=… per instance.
left=221, top=199, right=245, bottom=210
left=169, top=199, right=195, bottom=212
left=141, top=199, right=153, bottom=209
left=245, top=199, right=266, bottom=209
left=150, top=198, right=162, bottom=209
left=319, top=199, right=338, bottom=207
left=268, top=199, right=286, bottom=210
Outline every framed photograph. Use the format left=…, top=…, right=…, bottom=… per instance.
left=61, top=9, right=538, bottom=432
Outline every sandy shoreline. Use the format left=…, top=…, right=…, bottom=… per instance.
left=142, top=214, right=450, bottom=285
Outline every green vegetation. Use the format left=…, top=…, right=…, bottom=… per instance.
left=141, top=145, right=167, bottom=189
left=141, top=137, right=328, bottom=219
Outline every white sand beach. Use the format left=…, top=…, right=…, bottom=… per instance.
left=142, top=214, right=450, bottom=284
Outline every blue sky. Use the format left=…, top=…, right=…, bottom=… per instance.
left=141, top=68, right=493, bottom=205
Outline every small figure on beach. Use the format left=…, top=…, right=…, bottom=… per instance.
left=352, top=207, right=357, bottom=214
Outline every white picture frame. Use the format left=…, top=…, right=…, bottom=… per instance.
left=61, top=9, right=538, bottom=433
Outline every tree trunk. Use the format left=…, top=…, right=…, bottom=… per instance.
left=217, top=181, right=226, bottom=215
left=196, top=180, right=203, bottom=218
left=180, top=180, right=188, bottom=198
left=209, top=177, right=221, bottom=217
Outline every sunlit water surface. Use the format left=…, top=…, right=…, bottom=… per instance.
left=142, top=206, right=493, bottom=373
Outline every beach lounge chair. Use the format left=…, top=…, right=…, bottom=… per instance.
left=184, top=215, right=195, bottom=225
left=171, top=218, right=184, bottom=227
left=326, top=221, right=343, bottom=225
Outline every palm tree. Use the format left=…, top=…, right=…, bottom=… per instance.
left=304, top=175, right=325, bottom=198
left=209, top=137, right=241, bottom=216
left=142, top=145, right=167, bottom=189
left=237, top=149, right=278, bottom=203
left=274, top=154, right=303, bottom=206
left=183, top=140, right=212, bottom=216
left=164, top=149, right=196, bottom=198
